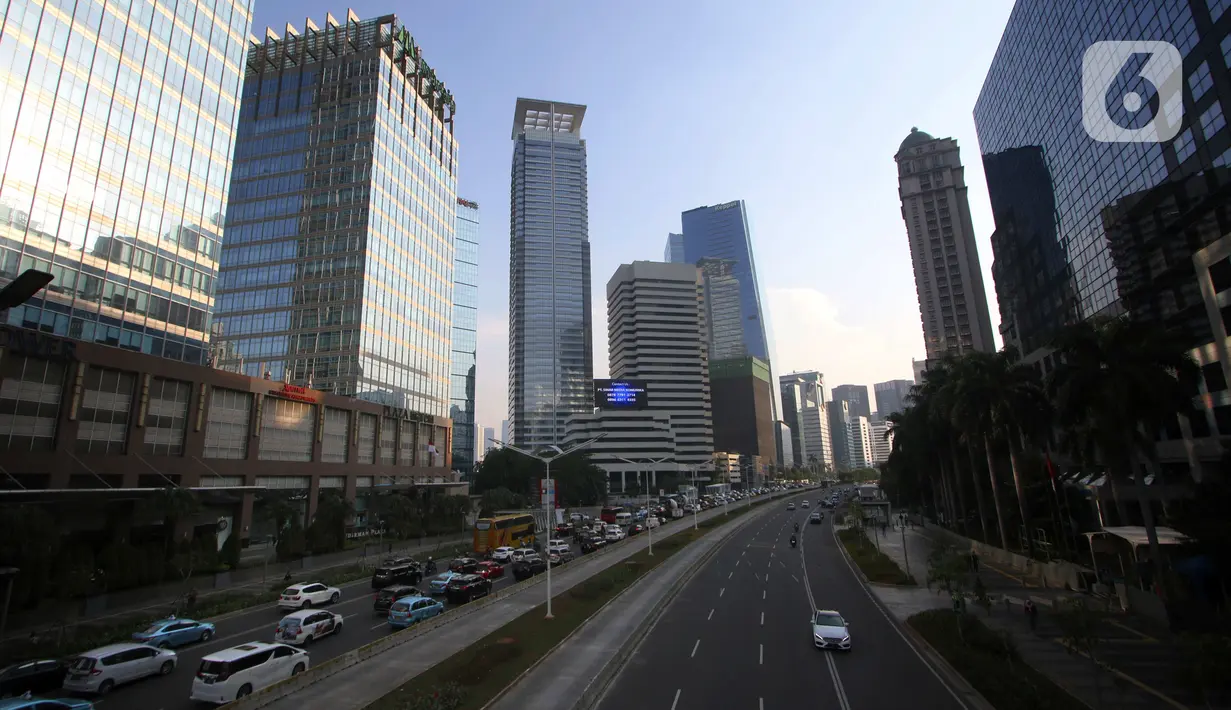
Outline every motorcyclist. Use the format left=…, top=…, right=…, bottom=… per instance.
left=794, top=522, right=799, bottom=533
left=425, top=556, right=437, bottom=574
left=790, top=534, right=797, bottom=548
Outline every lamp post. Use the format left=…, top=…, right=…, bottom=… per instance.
left=0, top=269, right=54, bottom=311
left=683, top=463, right=714, bottom=530
left=616, top=456, right=672, bottom=556
left=488, top=435, right=604, bottom=620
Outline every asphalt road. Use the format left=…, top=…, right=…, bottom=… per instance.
left=597, top=491, right=970, bottom=710
left=46, top=541, right=583, bottom=709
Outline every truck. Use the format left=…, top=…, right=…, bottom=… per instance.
left=659, top=495, right=685, bottom=519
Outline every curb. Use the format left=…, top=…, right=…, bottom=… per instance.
left=573, top=499, right=777, bottom=710
left=830, top=522, right=997, bottom=710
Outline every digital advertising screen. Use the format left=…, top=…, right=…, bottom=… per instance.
left=594, top=379, right=649, bottom=410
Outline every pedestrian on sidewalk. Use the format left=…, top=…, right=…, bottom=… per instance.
left=1024, top=599, right=1038, bottom=632
left=969, top=551, right=980, bottom=573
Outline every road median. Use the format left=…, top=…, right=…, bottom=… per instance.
left=835, top=526, right=916, bottom=586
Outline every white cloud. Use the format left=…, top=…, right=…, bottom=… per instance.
left=766, top=287, right=920, bottom=388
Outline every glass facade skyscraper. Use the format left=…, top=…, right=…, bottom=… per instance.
left=1, top=0, right=253, bottom=362
left=508, top=98, right=593, bottom=448
left=450, top=197, right=478, bottom=475
left=216, top=14, right=458, bottom=416
left=698, top=257, right=744, bottom=360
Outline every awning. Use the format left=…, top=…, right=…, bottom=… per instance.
left=1088, top=526, right=1190, bottom=547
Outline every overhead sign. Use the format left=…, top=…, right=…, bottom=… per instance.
left=594, top=379, right=649, bottom=410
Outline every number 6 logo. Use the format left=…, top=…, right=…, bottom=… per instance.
left=1082, top=41, right=1184, bottom=143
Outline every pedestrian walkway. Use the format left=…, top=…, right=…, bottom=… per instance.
left=868, top=524, right=1211, bottom=710
left=1, top=531, right=470, bottom=642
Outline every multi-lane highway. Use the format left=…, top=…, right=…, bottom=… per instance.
left=597, top=493, right=969, bottom=710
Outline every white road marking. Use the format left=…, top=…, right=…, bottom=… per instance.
left=671, top=688, right=682, bottom=710
left=720, top=587, right=725, bottom=597
left=691, top=638, right=700, bottom=658
left=760, top=611, right=764, bottom=626
left=760, top=699, right=765, bottom=710
left=708, top=608, right=714, bottom=621
left=729, top=571, right=733, bottom=579
left=765, top=574, right=769, bottom=583
left=762, top=589, right=766, bottom=600
left=759, top=643, right=764, bottom=664
left=792, top=575, right=799, bottom=582
left=826, top=652, right=853, bottom=710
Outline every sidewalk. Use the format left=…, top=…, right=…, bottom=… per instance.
left=2, top=531, right=470, bottom=641
left=869, top=525, right=1208, bottom=710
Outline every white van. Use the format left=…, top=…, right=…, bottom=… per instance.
left=190, top=642, right=309, bottom=704
left=614, top=512, right=633, bottom=527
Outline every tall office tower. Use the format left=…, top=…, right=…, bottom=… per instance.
left=710, top=357, right=777, bottom=464
left=449, top=199, right=480, bottom=476
left=848, top=416, right=874, bottom=469
left=508, top=98, right=593, bottom=448
left=895, top=128, right=997, bottom=361
left=975, top=0, right=1231, bottom=479
left=0, top=0, right=253, bottom=361
left=827, top=399, right=852, bottom=470
left=831, top=384, right=872, bottom=420
left=873, top=379, right=914, bottom=419
left=775, top=421, right=795, bottom=469
left=912, top=358, right=928, bottom=385
left=483, top=426, right=496, bottom=454
left=216, top=14, right=458, bottom=415
left=869, top=419, right=892, bottom=465
left=665, top=233, right=685, bottom=263
left=500, top=420, right=511, bottom=447
left=698, top=258, right=745, bottom=360
left=778, top=371, right=832, bottom=470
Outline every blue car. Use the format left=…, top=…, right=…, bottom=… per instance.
left=427, top=572, right=462, bottom=595
left=131, top=617, right=216, bottom=648
left=387, top=595, right=444, bottom=629
left=0, top=694, right=94, bottom=709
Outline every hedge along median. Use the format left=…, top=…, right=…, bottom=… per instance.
left=836, top=526, right=916, bottom=585
left=365, top=498, right=778, bottom=710
left=907, top=609, right=1087, bottom=710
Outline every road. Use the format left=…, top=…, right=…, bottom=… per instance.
left=597, top=493, right=970, bottom=710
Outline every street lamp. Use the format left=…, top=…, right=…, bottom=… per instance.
left=615, top=456, right=673, bottom=556
left=0, top=269, right=54, bottom=310
left=488, top=434, right=604, bottom=620
left=683, top=462, right=714, bottom=530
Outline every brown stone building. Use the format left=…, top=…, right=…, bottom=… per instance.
left=0, top=325, right=458, bottom=548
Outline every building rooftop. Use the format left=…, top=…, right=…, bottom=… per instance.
left=512, top=98, right=587, bottom=139
left=897, top=127, right=935, bottom=154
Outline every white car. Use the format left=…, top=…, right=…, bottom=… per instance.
left=801, top=501, right=810, bottom=508
left=510, top=548, right=539, bottom=563
left=278, top=582, right=341, bottom=611
left=275, top=609, right=344, bottom=645
left=547, top=539, right=570, bottom=555
left=645, top=516, right=660, bottom=529
left=812, top=610, right=852, bottom=650
left=605, top=527, right=624, bottom=542
left=490, top=546, right=515, bottom=562
left=191, top=642, right=309, bottom=704
left=64, top=642, right=177, bottom=695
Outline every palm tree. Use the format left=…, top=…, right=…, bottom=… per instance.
left=943, top=353, right=1011, bottom=549
left=916, top=361, right=990, bottom=542
left=140, top=487, right=201, bottom=561
left=1048, top=317, right=1199, bottom=580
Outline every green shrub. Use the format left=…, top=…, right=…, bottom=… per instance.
left=447, top=643, right=522, bottom=687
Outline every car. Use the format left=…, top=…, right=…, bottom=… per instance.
left=448, top=557, right=481, bottom=573
left=801, top=501, right=810, bottom=508
left=490, top=546, right=515, bottom=563
left=511, top=558, right=547, bottom=581
left=63, top=643, right=176, bottom=695
left=371, top=560, right=422, bottom=589
left=811, top=610, right=851, bottom=650
left=548, top=550, right=574, bottom=565
left=510, top=548, right=539, bottom=564
left=809, top=512, right=822, bottom=524
left=275, top=609, right=343, bottom=646
left=131, top=616, right=216, bottom=648
left=277, top=583, right=341, bottom=611
left=0, top=660, right=67, bottom=698
left=445, top=574, right=492, bottom=604
left=373, top=584, right=422, bottom=615
left=387, top=595, right=444, bottom=629
left=546, top=539, right=570, bottom=555
left=0, top=695, right=94, bottom=709
left=475, top=560, right=505, bottom=579
left=787, top=503, right=796, bottom=511
left=627, top=523, right=645, bottom=535
left=428, top=571, right=463, bottom=595
left=191, top=642, right=308, bottom=704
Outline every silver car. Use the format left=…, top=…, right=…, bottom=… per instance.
left=64, top=642, right=177, bottom=695
left=811, top=610, right=851, bottom=650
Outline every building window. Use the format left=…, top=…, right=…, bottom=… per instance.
left=259, top=397, right=315, bottom=462
left=144, top=378, right=190, bottom=456
left=1174, top=129, right=1197, bottom=162
left=1200, top=102, right=1226, bottom=139
left=1202, top=362, right=1228, bottom=393
left=322, top=407, right=349, bottom=463
left=1190, top=62, right=1214, bottom=102
left=1210, top=0, right=1230, bottom=22
left=379, top=416, right=396, bottom=465
left=0, top=355, right=65, bottom=452
left=77, top=368, right=136, bottom=454
left=357, top=412, right=376, bottom=463
left=204, top=388, right=252, bottom=459
left=1211, top=257, right=1231, bottom=293
left=1223, top=34, right=1231, bottom=69
left=399, top=419, right=416, bottom=466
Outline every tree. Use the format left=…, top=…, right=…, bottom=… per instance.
left=1048, top=317, right=1199, bottom=583
left=478, top=487, right=526, bottom=517
left=472, top=448, right=538, bottom=496
left=1053, top=597, right=1107, bottom=709
left=305, top=490, right=353, bottom=554
left=1177, top=633, right=1231, bottom=709
left=551, top=453, right=608, bottom=506
left=372, top=492, right=421, bottom=539
left=138, top=487, right=201, bottom=562
left=944, top=354, right=1012, bottom=549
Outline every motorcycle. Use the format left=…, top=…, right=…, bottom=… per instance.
left=793, top=523, right=799, bottom=533
left=790, top=535, right=797, bottom=548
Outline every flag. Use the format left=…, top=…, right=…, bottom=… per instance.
left=427, top=441, right=437, bottom=455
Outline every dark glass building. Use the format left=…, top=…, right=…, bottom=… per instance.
left=508, top=99, right=593, bottom=448
left=215, top=14, right=459, bottom=417
left=710, top=356, right=776, bottom=469
left=450, top=198, right=479, bottom=476
left=975, top=0, right=1231, bottom=475
left=0, top=0, right=253, bottom=365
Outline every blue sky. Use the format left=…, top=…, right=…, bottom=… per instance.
left=252, top=0, right=1017, bottom=432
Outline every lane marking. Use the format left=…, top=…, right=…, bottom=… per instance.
left=729, top=571, right=734, bottom=579
left=778, top=560, right=786, bottom=569
left=760, top=698, right=765, bottom=710
left=720, top=587, right=725, bottom=597
left=792, top=574, right=799, bottom=583
left=825, top=649, right=853, bottom=710
left=759, top=643, right=763, bottom=664
left=762, top=589, right=766, bottom=600
left=760, top=611, right=764, bottom=626
left=671, top=688, right=681, bottom=710
left=708, top=608, right=714, bottom=621
left=765, top=574, right=769, bottom=583
left=691, top=638, right=700, bottom=658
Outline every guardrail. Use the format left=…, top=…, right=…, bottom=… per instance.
left=221, top=488, right=813, bottom=709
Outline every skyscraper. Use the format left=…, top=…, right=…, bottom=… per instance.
left=828, top=399, right=852, bottom=471
left=710, top=357, right=777, bottom=465
left=831, top=384, right=872, bottom=420
left=873, top=379, right=914, bottom=419
left=779, top=371, right=832, bottom=470
left=698, top=258, right=744, bottom=361
left=450, top=199, right=480, bottom=476
left=508, top=99, right=593, bottom=449
left=0, top=0, right=253, bottom=362
left=500, top=420, right=511, bottom=448
left=775, top=421, right=795, bottom=469
left=216, top=13, right=458, bottom=417
left=848, top=416, right=874, bottom=469
left=483, top=426, right=496, bottom=454
left=895, top=128, right=997, bottom=361
left=665, top=233, right=685, bottom=263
